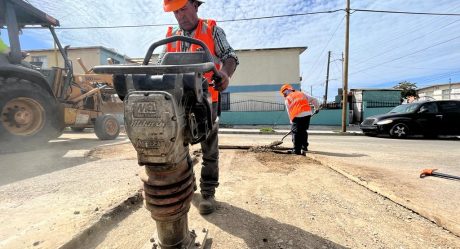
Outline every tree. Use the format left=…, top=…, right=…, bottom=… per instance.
left=393, top=81, right=418, bottom=98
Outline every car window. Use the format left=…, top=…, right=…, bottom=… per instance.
left=389, top=103, right=420, bottom=113
left=419, top=102, right=438, bottom=114
left=438, top=101, right=460, bottom=113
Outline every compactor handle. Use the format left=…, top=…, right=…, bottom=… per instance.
left=143, top=36, right=220, bottom=78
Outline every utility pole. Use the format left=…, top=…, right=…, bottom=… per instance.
left=342, top=0, right=351, bottom=132
left=324, top=51, right=331, bottom=106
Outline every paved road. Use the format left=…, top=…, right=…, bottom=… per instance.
left=1, top=132, right=458, bottom=237
left=219, top=133, right=460, bottom=236
left=0, top=130, right=129, bottom=186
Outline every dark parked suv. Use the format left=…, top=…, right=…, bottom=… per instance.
left=360, top=100, right=460, bottom=138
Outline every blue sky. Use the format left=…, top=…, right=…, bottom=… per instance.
left=2, top=0, right=460, bottom=100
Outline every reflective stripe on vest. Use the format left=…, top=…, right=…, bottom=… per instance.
left=166, top=19, right=221, bottom=102
left=286, top=91, right=311, bottom=121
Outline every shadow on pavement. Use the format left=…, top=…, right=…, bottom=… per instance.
left=375, top=134, right=460, bottom=141
left=192, top=194, right=347, bottom=249
left=0, top=133, right=128, bottom=186
left=308, top=150, right=367, bottom=158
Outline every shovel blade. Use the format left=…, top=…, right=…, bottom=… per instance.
left=268, top=141, right=283, bottom=148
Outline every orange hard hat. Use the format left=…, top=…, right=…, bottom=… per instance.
left=280, top=84, right=294, bottom=96
left=163, top=0, right=204, bottom=12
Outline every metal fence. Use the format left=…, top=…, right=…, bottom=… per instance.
left=221, top=95, right=402, bottom=112
left=321, top=102, right=342, bottom=109
left=221, top=93, right=286, bottom=112
left=364, top=101, right=401, bottom=108
left=321, top=101, right=401, bottom=110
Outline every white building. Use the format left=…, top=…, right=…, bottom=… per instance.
left=224, top=47, right=306, bottom=112
left=417, top=82, right=460, bottom=100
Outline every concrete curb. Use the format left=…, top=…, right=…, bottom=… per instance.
left=58, top=191, right=143, bottom=249
left=309, top=155, right=460, bottom=238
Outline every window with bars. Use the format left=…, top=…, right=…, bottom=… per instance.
left=31, top=55, right=48, bottom=68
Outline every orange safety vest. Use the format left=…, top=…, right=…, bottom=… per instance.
left=166, top=19, right=221, bottom=102
left=286, top=91, right=311, bottom=121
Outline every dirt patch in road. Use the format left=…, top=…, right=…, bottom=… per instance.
left=92, top=150, right=459, bottom=249
left=253, top=151, right=316, bottom=174
left=88, top=142, right=137, bottom=160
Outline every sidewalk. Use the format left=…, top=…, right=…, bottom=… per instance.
left=0, top=157, right=141, bottom=249
left=219, top=125, right=363, bottom=136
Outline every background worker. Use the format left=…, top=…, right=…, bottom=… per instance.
left=404, top=89, right=419, bottom=104
left=280, top=84, right=319, bottom=155
left=160, top=0, right=239, bottom=215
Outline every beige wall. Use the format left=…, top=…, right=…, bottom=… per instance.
left=230, top=91, right=282, bottom=101
left=25, top=48, right=103, bottom=74
left=231, top=49, right=303, bottom=86
left=148, top=48, right=304, bottom=86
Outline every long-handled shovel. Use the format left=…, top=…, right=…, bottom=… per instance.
left=267, top=110, right=319, bottom=148
left=267, top=130, right=292, bottom=148
left=420, top=169, right=460, bottom=181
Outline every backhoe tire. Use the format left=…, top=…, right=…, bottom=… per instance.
left=0, top=77, right=62, bottom=151
left=94, top=114, right=120, bottom=140
left=71, top=127, right=85, bottom=132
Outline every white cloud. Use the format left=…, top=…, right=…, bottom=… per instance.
left=20, top=0, right=460, bottom=99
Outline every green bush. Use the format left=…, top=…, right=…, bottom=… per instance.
left=260, top=127, right=275, bottom=133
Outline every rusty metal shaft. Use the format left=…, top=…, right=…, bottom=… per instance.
left=141, top=155, right=196, bottom=248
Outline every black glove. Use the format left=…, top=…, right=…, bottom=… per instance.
left=314, top=109, right=320, bottom=114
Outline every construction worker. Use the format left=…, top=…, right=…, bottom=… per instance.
left=161, top=0, right=238, bottom=215
left=280, top=84, right=319, bottom=155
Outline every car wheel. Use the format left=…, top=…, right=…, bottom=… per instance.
left=389, top=123, right=409, bottom=138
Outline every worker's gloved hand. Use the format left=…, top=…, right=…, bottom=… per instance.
left=314, top=109, right=320, bottom=114
left=213, top=70, right=229, bottom=92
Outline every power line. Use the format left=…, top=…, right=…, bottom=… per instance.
left=332, top=60, right=343, bottom=80
left=24, top=9, right=344, bottom=30
left=15, top=7, right=460, bottom=31
left=348, top=2, right=460, bottom=55
left=416, top=71, right=460, bottom=84
left=350, top=33, right=460, bottom=75
left=306, top=15, right=346, bottom=83
left=352, top=18, right=460, bottom=67
left=352, top=9, right=460, bottom=16
left=380, top=65, right=457, bottom=71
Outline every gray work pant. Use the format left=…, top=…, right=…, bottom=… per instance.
left=200, top=102, right=219, bottom=197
